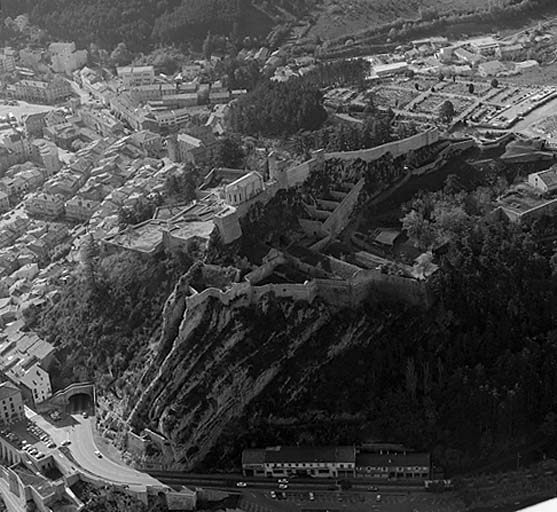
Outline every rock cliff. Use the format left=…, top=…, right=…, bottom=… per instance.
left=128, top=275, right=341, bottom=468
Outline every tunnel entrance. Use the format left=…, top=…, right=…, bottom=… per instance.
left=68, top=393, right=93, bottom=414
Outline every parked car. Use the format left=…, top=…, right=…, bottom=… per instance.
left=94, top=450, right=102, bottom=458
left=236, top=481, right=247, bottom=488
left=61, top=440, right=71, bottom=446
left=270, top=491, right=276, bottom=499
left=278, top=478, right=289, bottom=484
left=309, top=492, right=315, bottom=501
left=278, top=483, right=288, bottom=490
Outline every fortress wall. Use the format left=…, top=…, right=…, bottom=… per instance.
left=244, top=253, right=287, bottom=284
left=325, top=128, right=440, bottom=162
left=322, top=178, right=365, bottom=237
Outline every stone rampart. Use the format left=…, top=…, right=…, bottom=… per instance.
left=325, top=128, right=440, bottom=162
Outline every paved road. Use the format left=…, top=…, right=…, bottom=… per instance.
left=513, top=96, right=557, bottom=134
left=25, top=409, right=161, bottom=491
left=239, top=488, right=462, bottom=512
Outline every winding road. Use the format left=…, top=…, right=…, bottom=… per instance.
left=25, top=408, right=161, bottom=491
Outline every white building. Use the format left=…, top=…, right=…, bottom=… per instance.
left=225, top=171, right=264, bottom=206
left=468, top=36, right=499, bottom=56
left=528, top=168, right=557, bottom=194
left=8, top=363, right=52, bottom=405
left=117, top=66, right=155, bottom=87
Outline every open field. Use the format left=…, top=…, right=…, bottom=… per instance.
left=0, top=101, right=54, bottom=123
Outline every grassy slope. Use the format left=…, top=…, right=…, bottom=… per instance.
left=308, top=0, right=512, bottom=41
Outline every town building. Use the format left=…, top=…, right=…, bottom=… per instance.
left=0, top=47, right=16, bottom=73
left=146, top=107, right=193, bottom=132
left=0, top=192, right=9, bottom=213
left=79, top=108, right=124, bottom=137
left=478, top=60, right=507, bottom=77
left=31, top=139, right=61, bottom=176
left=24, top=192, right=65, bottom=218
left=6, top=363, right=52, bottom=405
left=454, top=48, right=485, bottom=66
left=11, top=76, right=72, bottom=104
left=0, top=329, right=55, bottom=406
left=0, top=382, right=24, bottom=425
left=242, top=446, right=356, bottom=478
left=496, top=43, right=526, bottom=61
left=109, top=93, right=147, bottom=131
left=372, top=62, right=409, bottom=78
left=117, top=65, right=155, bottom=87
left=22, top=112, right=47, bottom=138
left=468, top=36, right=499, bottom=56
left=49, top=41, right=88, bottom=75
left=167, top=132, right=218, bottom=165
left=65, top=196, right=99, bottom=222
left=355, top=452, right=430, bottom=480
left=129, top=83, right=176, bottom=103
left=129, top=130, right=163, bottom=157
left=43, top=123, right=80, bottom=150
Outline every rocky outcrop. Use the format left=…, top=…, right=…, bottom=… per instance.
left=128, top=278, right=338, bottom=468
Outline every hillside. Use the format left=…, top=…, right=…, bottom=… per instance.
left=35, top=204, right=557, bottom=475
left=308, top=0, right=488, bottom=41
left=0, top=0, right=307, bottom=51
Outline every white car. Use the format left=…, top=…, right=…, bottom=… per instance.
left=278, top=478, right=289, bottom=484
left=278, top=483, right=288, bottom=490
left=94, top=450, right=102, bottom=458
left=236, top=481, right=247, bottom=488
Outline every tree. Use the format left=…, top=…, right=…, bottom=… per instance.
left=203, top=31, right=213, bottom=59
left=468, top=83, right=475, bottom=94
left=110, top=42, right=132, bottom=67
left=490, top=78, right=499, bottom=88
left=211, top=137, right=245, bottom=169
left=439, top=100, right=455, bottom=123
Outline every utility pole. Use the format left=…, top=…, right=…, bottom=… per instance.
left=517, top=452, right=521, bottom=471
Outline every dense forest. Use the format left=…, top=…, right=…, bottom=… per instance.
left=201, top=178, right=557, bottom=474
left=230, top=78, right=328, bottom=136
left=0, top=0, right=272, bottom=51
